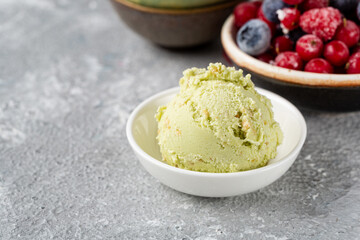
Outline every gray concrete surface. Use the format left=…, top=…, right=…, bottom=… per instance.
left=1, top=0, right=360, bottom=239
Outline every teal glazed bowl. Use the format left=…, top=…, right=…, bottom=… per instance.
left=111, top=0, right=242, bottom=47
left=221, top=15, right=360, bottom=111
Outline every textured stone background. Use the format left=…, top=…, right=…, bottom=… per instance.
left=1, top=0, right=360, bottom=239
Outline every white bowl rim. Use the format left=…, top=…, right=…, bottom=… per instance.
left=126, top=87, right=307, bottom=178
left=221, top=15, right=360, bottom=87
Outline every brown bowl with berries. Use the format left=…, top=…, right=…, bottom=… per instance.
left=221, top=0, right=360, bottom=111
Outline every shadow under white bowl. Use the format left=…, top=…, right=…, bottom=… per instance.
left=126, top=87, right=307, bottom=197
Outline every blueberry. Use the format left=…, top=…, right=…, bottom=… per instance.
left=357, top=2, right=360, bottom=21
left=236, top=19, right=271, bottom=56
left=262, top=0, right=290, bottom=23
left=287, top=27, right=306, bottom=42
left=330, top=0, right=358, bottom=15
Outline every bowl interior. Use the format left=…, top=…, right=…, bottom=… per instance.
left=130, top=87, right=305, bottom=171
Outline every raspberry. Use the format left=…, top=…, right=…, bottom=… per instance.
left=304, top=58, right=334, bottom=73
left=334, top=19, right=360, bottom=48
left=296, top=34, right=323, bottom=61
left=233, top=2, right=260, bottom=28
left=275, top=51, right=303, bottom=70
left=324, top=40, right=350, bottom=66
left=300, top=0, right=329, bottom=11
left=299, top=7, right=342, bottom=41
left=277, top=8, right=301, bottom=33
left=346, top=52, right=360, bottom=74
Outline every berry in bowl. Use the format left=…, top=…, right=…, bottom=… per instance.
left=221, top=0, right=360, bottom=111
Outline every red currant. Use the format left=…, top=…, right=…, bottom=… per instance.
left=333, top=66, right=347, bottom=74
left=275, top=51, right=303, bottom=70
left=283, top=0, right=304, bottom=4
left=296, top=34, right=323, bottom=61
left=234, top=2, right=260, bottom=28
left=352, top=44, right=360, bottom=54
left=252, top=1, right=262, bottom=8
left=300, top=0, right=329, bottom=11
left=304, top=58, right=334, bottom=73
left=257, top=52, right=275, bottom=63
left=334, top=19, right=360, bottom=48
left=324, top=40, right=350, bottom=67
left=272, top=36, right=294, bottom=55
left=346, top=52, right=360, bottom=74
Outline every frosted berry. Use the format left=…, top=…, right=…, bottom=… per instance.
left=299, top=7, right=342, bottom=41
left=233, top=2, right=260, bottom=28
left=236, top=19, right=272, bottom=56
left=261, top=0, right=289, bottom=23
left=334, top=19, right=360, bottom=48
left=300, top=0, right=329, bottom=11
left=324, top=40, right=350, bottom=67
left=272, top=36, right=294, bottom=55
left=296, top=34, right=323, bottom=61
left=304, top=58, right=334, bottom=73
left=277, top=8, right=301, bottom=33
left=275, top=51, right=303, bottom=70
left=346, top=52, right=360, bottom=74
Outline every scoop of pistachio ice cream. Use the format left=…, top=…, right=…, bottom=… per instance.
left=156, top=63, right=283, bottom=173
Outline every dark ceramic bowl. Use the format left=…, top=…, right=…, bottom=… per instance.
left=221, top=15, right=360, bottom=111
left=111, top=0, right=241, bottom=48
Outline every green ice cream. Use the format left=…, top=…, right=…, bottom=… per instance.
left=156, top=63, right=283, bottom=173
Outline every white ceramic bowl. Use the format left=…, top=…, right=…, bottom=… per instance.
left=126, top=87, right=307, bottom=197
